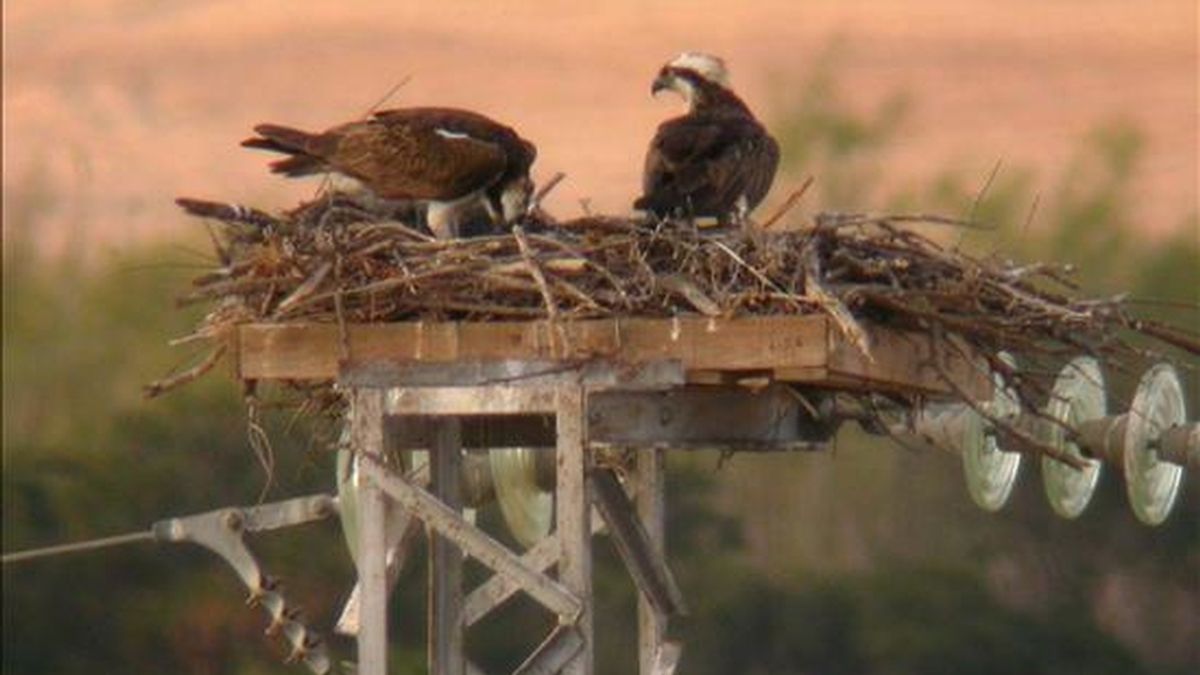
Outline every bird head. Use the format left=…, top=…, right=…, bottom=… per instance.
left=651, top=52, right=731, bottom=105
left=499, top=175, right=535, bottom=223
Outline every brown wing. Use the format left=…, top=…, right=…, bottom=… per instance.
left=635, top=112, right=778, bottom=219
left=244, top=109, right=513, bottom=201
left=739, top=132, right=780, bottom=212
left=325, top=111, right=509, bottom=201
left=375, top=107, right=536, bottom=187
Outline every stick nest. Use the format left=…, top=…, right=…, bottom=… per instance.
left=156, top=193, right=1198, bottom=462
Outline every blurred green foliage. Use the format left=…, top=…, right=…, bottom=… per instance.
left=687, top=566, right=1144, bottom=675
left=4, top=56, right=1199, bottom=674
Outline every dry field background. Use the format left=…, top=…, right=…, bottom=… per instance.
left=3, top=0, right=1197, bottom=256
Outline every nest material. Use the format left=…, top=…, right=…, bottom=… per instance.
left=158, top=193, right=1198, bottom=463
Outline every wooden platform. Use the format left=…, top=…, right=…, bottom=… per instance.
left=317, top=316, right=989, bottom=675
left=234, top=315, right=988, bottom=399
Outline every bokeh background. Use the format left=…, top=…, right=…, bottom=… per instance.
left=3, top=1, right=1198, bottom=674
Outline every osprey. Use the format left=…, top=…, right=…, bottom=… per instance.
left=634, top=53, right=780, bottom=225
left=242, top=107, right=536, bottom=238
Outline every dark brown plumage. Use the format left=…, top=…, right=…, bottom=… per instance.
left=634, top=54, right=780, bottom=225
left=242, top=107, right=536, bottom=238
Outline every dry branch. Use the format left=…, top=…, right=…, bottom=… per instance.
left=160, top=190, right=1200, bottom=466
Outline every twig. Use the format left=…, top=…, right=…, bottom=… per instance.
left=802, top=245, right=872, bottom=361
left=360, top=75, right=413, bottom=117
left=143, top=344, right=228, bottom=398
left=245, top=393, right=276, bottom=503
left=761, top=176, right=815, bottom=230
left=660, top=274, right=722, bottom=317
left=512, top=226, right=558, bottom=320
left=968, top=160, right=1002, bottom=224
left=273, top=261, right=333, bottom=317
left=708, top=239, right=801, bottom=311
left=529, top=172, right=567, bottom=213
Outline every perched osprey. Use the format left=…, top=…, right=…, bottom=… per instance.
left=634, top=53, right=779, bottom=225
left=242, top=107, right=536, bottom=238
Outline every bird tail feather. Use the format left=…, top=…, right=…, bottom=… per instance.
left=175, top=197, right=279, bottom=229
left=241, top=124, right=327, bottom=176
left=246, top=124, right=317, bottom=151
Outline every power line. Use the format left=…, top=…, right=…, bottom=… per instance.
left=2, top=530, right=155, bottom=565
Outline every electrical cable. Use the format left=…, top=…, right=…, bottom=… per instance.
left=2, top=530, right=155, bottom=565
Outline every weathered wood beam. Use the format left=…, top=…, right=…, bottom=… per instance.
left=463, top=533, right=560, bottom=627
left=342, top=359, right=684, bottom=391
left=383, top=385, right=838, bottom=450
left=512, top=626, right=585, bottom=675
left=636, top=449, right=668, bottom=675
left=236, top=317, right=990, bottom=399
left=590, top=469, right=686, bottom=620
left=588, top=385, right=837, bottom=448
left=428, top=420, right=464, bottom=675
left=334, top=514, right=422, bottom=636
left=350, top=389, right=389, bottom=675
left=385, top=386, right=559, bottom=416
left=386, top=415, right=557, bottom=450
left=555, top=386, right=593, bottom=675
left=238, top=316, right=828, bottom=380
left=462, top=513, right=604, bottom=628
left=336, top=459, right=429, bottom=637
left=651, top=642, right=683, bottom=675
left=359, top=460, right=582, bottom=619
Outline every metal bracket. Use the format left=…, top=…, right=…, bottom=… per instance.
left=152, top=494, right=338, bottom=674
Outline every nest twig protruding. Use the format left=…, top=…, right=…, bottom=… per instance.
left=158, top=194, right=1198, bottom=443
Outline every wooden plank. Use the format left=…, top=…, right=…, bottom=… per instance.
left=513, top=626, right=585, bottom=675
left=349, top=389, right=389, bottom=675
left=336, top=458, right=430, bottom=637
left=555, top=385, right=593, bottom=675
left=636, top=450, right=667, bottom=675
left=236, top=316, right=988, bottom=395
left=651, top=642, right=683, bottom=675
left=360, top=460, right=582, bottom=618
left=428, top=420, right=464, bottom=675
left=388, top=415, right=557, bottom=450
left=236, top=316, right=829, bottom=381
left=335, top=512, right=422, bottom=637
left=386, top=386, right=559, bottom=416
left=819, top=321, right=990, bottom=400
left=462, top=514, right=605, bottom=627
left=384, top=385, right=840, bottom=450
left=587, top=385, right=836, bottom=448
left=347, top=360, right=571, bottom=388
left=590, top=469, right=686, bottom=620
left=342, top=359, right=685, bottom=391
left=463, top=534, right=560, bottom=628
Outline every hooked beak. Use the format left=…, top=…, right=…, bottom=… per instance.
left=651, top=74, right=672, bottom=97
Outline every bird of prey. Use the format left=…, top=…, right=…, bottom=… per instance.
left=634, top=53, right=780, bottom=226
left=242, top=107, right=536, bottom=238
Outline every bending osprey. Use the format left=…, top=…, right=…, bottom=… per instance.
left=242, top=107, right=536, bottom=238
left=634, top=53, right=779, bottom=225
